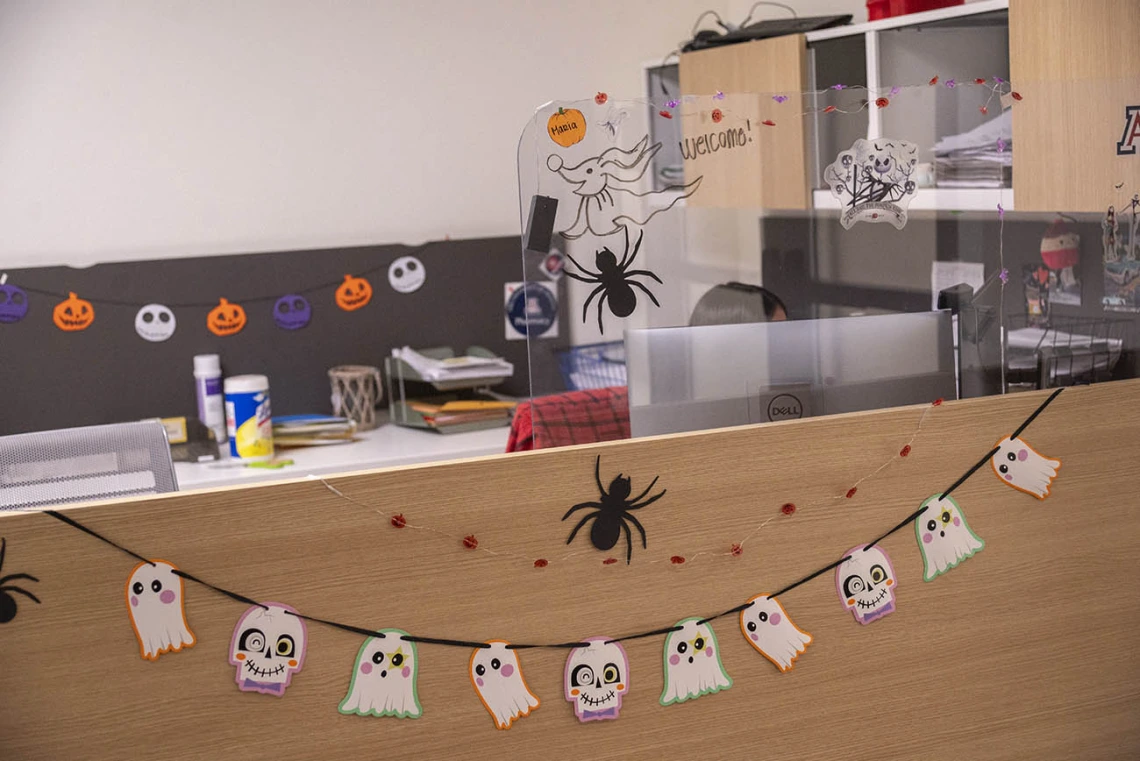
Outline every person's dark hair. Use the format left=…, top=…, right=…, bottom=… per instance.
left=689, top=282, right=787, bottom=327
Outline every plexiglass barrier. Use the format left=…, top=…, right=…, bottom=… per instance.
left=514, top=79, right=1138, bottom=449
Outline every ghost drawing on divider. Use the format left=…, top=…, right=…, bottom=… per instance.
left=836, top=546, right=897, bottom=625
left=991, top=436, right=1061, bottom=499
left=915, top=495, right=985, bottom=581
left=739, top=595, right=812, bottom=672
left=660, top=618, right=732, bottom=706
left=469, top=641, right=540, bottom=730
left=125, top=560, right=195, bottom=661
left=339, top=630, right=421, bottom=719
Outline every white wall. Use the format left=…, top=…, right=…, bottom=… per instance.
left=0, top=0, right=867, bottom=270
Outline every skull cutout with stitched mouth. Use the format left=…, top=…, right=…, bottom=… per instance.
left=469, top=641, right=540, bottom=730
left=990, top=436, right=1060, bottom=499
left=339, top=629, right=421, bottom=719
left=229, top=603, right=306, bottom=696
left=915, top=494, right=984, bottom=581
left=836, top=546, right=897, bottom=625
left=563, top=637, right=629, bottom=722
left=660, top=618, right=732, bottom=706
left=134, top=303, right=176, bottom=342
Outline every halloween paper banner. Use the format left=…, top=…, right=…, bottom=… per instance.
left=16, top=389, right=1062, bottom=727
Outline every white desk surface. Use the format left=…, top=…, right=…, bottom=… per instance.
left=174, top=424, right=510, bottom=491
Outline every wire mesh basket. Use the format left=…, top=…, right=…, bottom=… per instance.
left=556, top=341, right=627, bottom=391
left=1005, top=315, right=1130, bottom=389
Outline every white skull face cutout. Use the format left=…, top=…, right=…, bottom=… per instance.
left=991, top=436, right=1061, bottom=499
left=564, top=637, right=629, bottom=722
left=835, top=546, right=897, bottom=625
left=388, top=256, right=426, bottom=293
left=134, top=303, right=176, bottom=342
left=229, top=603, right=307, bottom=696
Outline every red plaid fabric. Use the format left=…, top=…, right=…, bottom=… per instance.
left=506, top=387, right=630, bottom=452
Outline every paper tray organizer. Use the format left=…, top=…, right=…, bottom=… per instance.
left=384, top=346, right=512, bottom=434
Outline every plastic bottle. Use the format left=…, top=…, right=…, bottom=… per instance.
left=193, top=354, right=226, bottom=444
left=224, top=374, right=274, bottom=461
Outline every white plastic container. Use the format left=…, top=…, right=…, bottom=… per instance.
left=224, top=375, right=274, bottom=461
left=193, top=354, right=226, bottom=444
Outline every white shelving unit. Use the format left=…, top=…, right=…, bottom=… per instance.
left=804, top=0, right=1010, bottom=43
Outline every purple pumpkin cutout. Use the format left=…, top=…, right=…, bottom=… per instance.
left=273, top=294, right=311, bottom=331
left=0, top=279, right=29, bottom=324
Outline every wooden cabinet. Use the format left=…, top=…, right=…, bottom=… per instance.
left=1010, top=0, right=1140, bottom=212
left=679, top=35, right=811, bottom=210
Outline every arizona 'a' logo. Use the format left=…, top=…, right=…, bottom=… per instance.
left=1118, top=106, right=1140, bottom=156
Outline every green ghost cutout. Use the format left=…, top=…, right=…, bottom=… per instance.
left=915, top=494, right=984, bottom=581
left=339, top=629, right=422, bottom=718
left=660, top=618, right=732, bottom=706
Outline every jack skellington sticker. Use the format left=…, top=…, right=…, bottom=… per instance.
left=835, top=546, right=897, bottom=625
left=564, top=637, right=629, bottom=722
left=229, top=602, right=307, bottom=696
left=546, top=135, right=701, bottom=240
left=824, top=139, right=920, bottom=230
left=0, top=537, right=40, bottom=624
left=564, top=227, right=662, bottom=334
left=563, top=454, right=666, bottom=564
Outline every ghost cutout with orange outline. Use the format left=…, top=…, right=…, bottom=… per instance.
left=739, top=594, right=812, bottom=672
left=991, top=436, right=1061, bottom=499
left=469, top=641, right=539, bottom=730
left=125, top=560, right=195, bottom=660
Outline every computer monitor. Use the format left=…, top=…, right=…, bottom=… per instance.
left=626, top=311, right=955, bottom=438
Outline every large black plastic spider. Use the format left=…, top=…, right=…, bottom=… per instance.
left=564, top=227, right=662, bottom=334
left=0, top=537, right=40, bottom=624
left=562, top=455, right=666, bottom=564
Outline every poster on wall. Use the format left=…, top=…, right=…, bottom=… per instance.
left=1102, top=198, right=1140, bottom=312
left=504, top=282, right=559, bottom=341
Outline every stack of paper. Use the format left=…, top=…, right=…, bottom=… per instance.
left=407, top=400, right=517, bottom=430
left=932, top=110, right=1012, bottom=188
left=392, top=347, right=513, bottom=383
left=272, top=415, right=359, bottom=448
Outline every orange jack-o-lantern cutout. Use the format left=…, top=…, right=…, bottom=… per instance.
left=336, top=274, right=372, bottom=312
left=207, top=297, right=247, bottom=336
left=53, top=292, right=95, bottom=332
left=547, top=107, right=586, bottom=148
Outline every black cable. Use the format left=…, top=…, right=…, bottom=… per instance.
left=768, top=555, right=850, bottom=599
left=698, top=600, right=754, bottom=626
left=863, top=505, right=930, bottom=551
left=171, top=569, right=267, bottom=610
left=43, top=510, right=153, bottom=566
left=401, top=635, right=491, bottom=649
left=285, top=611, right=389, bottom=640
left=939, top=446, right=1000, bottom=500
left=1010, top=387, right=1064, bottom=440
left=606, top=625, right=684, bottom=645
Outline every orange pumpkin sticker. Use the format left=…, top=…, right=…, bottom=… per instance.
left=547, top=107, right=586, bottom=148
left=336, top=274, right=372, bottom=312
left=53, top=292, right=95, bottom=331
left=207, top=297, right=247, bottom=336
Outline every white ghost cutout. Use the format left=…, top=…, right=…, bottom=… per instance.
left=469, top=641, right=539, bottom=730
left=660, top=618, right=732, bottom=706
left=339, top=629, right=421, bottom=718
left=134, top=303, right=176, bottom=342
left=125, top=559, right=195, bottom=660
left=564, top=637, right=630, bottom=722
left=739, top=595, right=811, bottom=672
left=991, top=436, right=1061, bottom=499
left=229, top=603, right=307, bottom=696
left=836, top=545, right=897, bottom=625
left=915, top=495, right=984, bottom=581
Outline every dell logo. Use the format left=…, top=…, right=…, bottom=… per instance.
left=767, top=394, right=804, bottom=421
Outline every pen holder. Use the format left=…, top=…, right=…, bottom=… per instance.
left=328, top=365, right=383, bottom=431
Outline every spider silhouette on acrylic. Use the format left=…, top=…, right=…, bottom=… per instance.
left=0, top=537, right=40, bottom=624
left=564, top=227, right=662, bottom=334
left=562, top=455, right=666, bottom=564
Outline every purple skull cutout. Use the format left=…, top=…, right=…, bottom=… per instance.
left=273, top=294, right=311, bottom=331
left=0, top=281, right=29, bottom=324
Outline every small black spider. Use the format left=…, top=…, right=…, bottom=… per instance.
left=564, top=227, right=662, bottom=334
left=0, top=537, right=40, bottom=624
left=562, top=455, right=666, bottom=564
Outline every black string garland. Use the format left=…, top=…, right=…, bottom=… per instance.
left=34, top=388, right=1062, bottom=651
